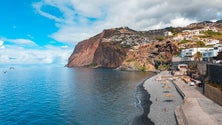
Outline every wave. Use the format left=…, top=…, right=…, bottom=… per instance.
left=130, top=77, right=155, bottom=125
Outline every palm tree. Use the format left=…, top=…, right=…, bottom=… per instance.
left=194, top=51, right=202, bottom=61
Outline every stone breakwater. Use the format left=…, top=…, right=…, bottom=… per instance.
left=143, top=71, right=183, bottom=125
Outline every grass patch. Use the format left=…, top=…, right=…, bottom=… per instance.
left=156, top=36, right=164, bottom=41
left=134, top=62, right=147, bottom=72
left=200, top=30, right=222, bottom=39
left=88, top=63, right=97, bottom=67
left=158, top=64, right=170, bottom=71
left=126, top=59, right=135, bottom=62
left=116, top=44, right=122, bottom=49
left=140, top=64, right=146, bottom=72
left=179, top=39, right=191, bottom=45
left=196, top=41, right=205, bottom=47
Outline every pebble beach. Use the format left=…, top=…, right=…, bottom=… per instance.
left=143, top=71, right=183, bottom=125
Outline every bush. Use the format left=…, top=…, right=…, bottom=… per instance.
left=201, top=30, right=222, bottom=39
left=126, top=59, right=135, bottom=62
left=134, top=62, right=147, bottom=72
left=158, top=64, right=170, bottom=70
left=89, top=63, right=97, bottom=67
left=196, top=41, right=205, bottom=47
left=140, top=64, right=146, bottom=72
left=156, top=36, right=164, bottom=41
left=179, top=39, right=190, bottom=45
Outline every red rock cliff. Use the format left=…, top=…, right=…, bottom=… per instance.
left=67, top=28, right=128, bottom=68
left=67, top=27, right=179, bottom=71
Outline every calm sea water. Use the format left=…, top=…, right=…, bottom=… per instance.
left=0, top=66, right=154, bottom=125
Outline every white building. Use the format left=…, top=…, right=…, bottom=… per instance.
left=205, top=26, right=218, bottom=32
left=164, top=31, right=173, bottom=37
left=202, top=49, right=218, bottom=58
left=214, top=44, right=222, bottom=51
left=181, top=47, right=219, bottom=58
left=204, top=39, right=220, bottom=46
left=182, top=29, right=201, bottom=35
left=173, top=34, right=184, bottom=41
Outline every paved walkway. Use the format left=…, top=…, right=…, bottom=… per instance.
left=173, top=78, right=222, bottom=125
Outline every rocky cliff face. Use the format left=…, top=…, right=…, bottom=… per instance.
left=67, top=27, right=179, bottom=71
left=67, top=28, right=129, bottom=68
left=67, top=35, right=100, bottom=67
left=117, top=41, right=178, bottom=71
left=67, top=20, right=222, bottom=71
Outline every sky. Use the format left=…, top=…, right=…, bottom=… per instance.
left=0, top=0, right=222, bottom=65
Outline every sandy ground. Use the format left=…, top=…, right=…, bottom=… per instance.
left=143, top=71, right=183, bottom=125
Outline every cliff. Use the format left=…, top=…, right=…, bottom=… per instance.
left=67, top=28, right=130, bottom=68
left=118, top=41, right=178, bottom=71
left=67, top=27, right=178, bottom=71
left=67, top=20, right=222, bottom=71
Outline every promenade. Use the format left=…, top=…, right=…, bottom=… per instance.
left=173, top=77, right=222, bottom=125
left=143, top=71, right=222, bottom=125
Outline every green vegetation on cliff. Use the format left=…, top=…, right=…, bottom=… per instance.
left=68, top=20, right=222, bottom=71
left=179, top=39, right=191, bottom=45
left=196, top=41, right=205, bottom=47
left=201, top=30, right=222, bottom=39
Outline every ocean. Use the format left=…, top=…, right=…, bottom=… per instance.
left=0, top=66, right=154, bottom=125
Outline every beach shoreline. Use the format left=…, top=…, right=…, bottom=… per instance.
left=141, top=71, right=222, bottom=125
left=142, top=71, right=183, bottom=125
left=130, top=74, right=156, bottom=125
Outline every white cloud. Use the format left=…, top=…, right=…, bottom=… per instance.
left=33, top=0, right=222, bottom=44
left=0, top=35, right=74, bottom=65
left=50, top=27, right=95, bottom=43
left=0, top=45, right=73, bottom=65
left=170, top=18, right=196, bottom=27
left=61, top=45, right=68, bottom=49
left=3, top=38, right=37, bottom=46
left=33, top=1, right=63, bottom=22
left=0, top=40, right=3, bottom=46
left=0, top=38, right=72, bottom=65
left=0, top=40, right=5, bottom=49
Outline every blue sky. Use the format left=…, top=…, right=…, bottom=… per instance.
left=0, top=0, right=221, bottom=65
left=0, top=0, right=73, bottom=65
left=0, top=0, right=59, bottom=46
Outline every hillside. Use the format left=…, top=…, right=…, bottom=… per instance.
left=67, top=21, right=222, bottom=71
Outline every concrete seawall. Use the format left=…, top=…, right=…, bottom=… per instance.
left=205, top=84, right=222, bottom=106
left=173, top=78, right=222, bottom=125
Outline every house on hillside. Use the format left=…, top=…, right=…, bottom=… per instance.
left=205, top=26, right=218, bottom=32
left=182, top=29, right=201, bottom=35
left=173, top=34, right=184, bottom=41
left=214, top=44, right=222, bottom=52
left=202, top=49, right=218, bottom=58
left=181, top=48, right=211, bottom=57
left=204, top=39, right=220, bottom=46
left=181, top=47, right=221, bottom=60
left=164, top=31, right=173, bottom=37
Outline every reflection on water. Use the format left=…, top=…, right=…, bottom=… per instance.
left=0, top=66, right=154, bottom=125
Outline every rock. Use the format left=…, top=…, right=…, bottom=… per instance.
left=67, top=27, right=179, bottom=71
left=67, top=28, right=128, bottom=68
